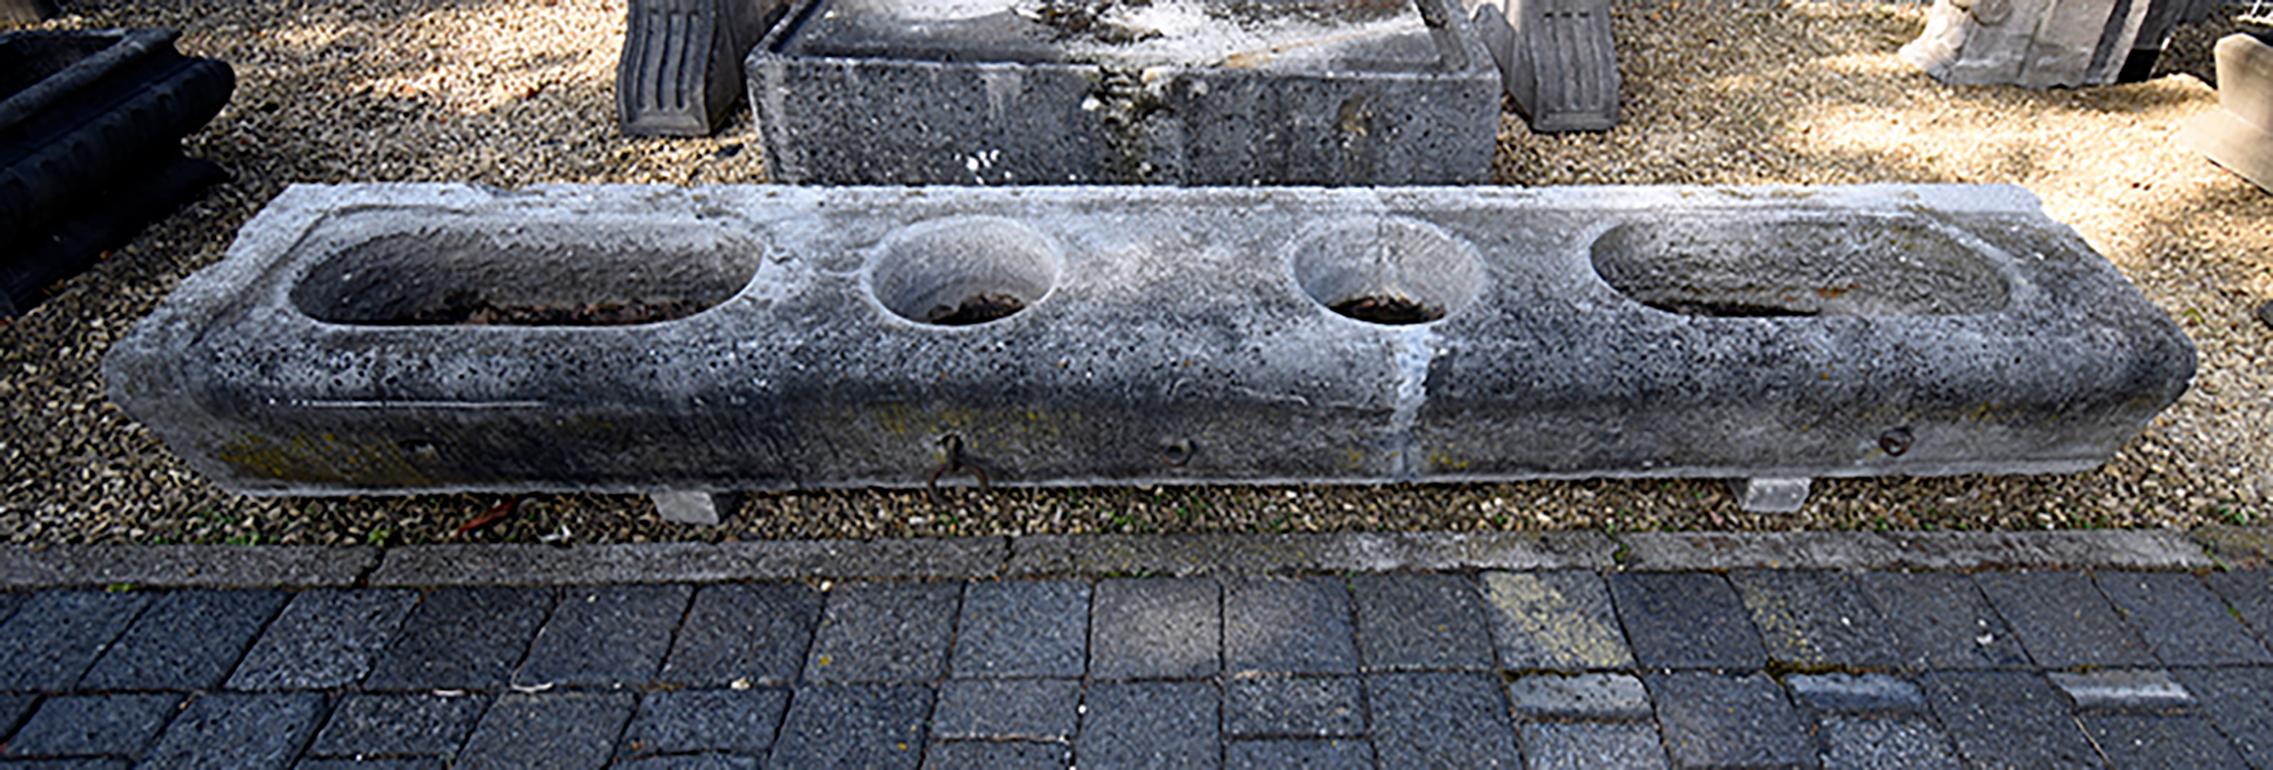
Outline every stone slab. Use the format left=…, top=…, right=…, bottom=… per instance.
left=768, top=685, right=932, bottom=770
left=516, top=584, right=692, bottom=687
left=804, top=582, right=961, bottom=683
left=1090, top=578, right=1219, bottom=680
left=2173, top=666, right=2273, bottom=770
left=456, top=692, right=636, bottom=770
left=1973, top=571, right=2155, bottom=668
left=363, top=587, right=554, bottom=691
left=1366, top=672, right=1519, bottom=769
left=0, top=591, right=149, bottom=692
left=1077, top=681, right=1220, bottom=770
left=616, top=756, right=758, bottom=770
left=931, top=679, right=1080, bottom=741
left=1875, top=530, right=2210, bottom=570
left=79, top=589, right=285, bottom=691
left=2082, top=713, right=2249, bottom=769
left=1350, top=574, right=1495, bottom=671
left=2093, top=570, right=2272, bottom=666
left=4, top=693, right=181, bottom=759
left=2183, top=34, right=2273, bottom=193
left=620, top=689, right=789, bottom=756
left=1729, top=570, right=1902, bottom=670
left=1608, top=572, right=1765, bottom=670
left=1615, top=531, right=1905, bottom=571
left=1007, top=532, right=1614, bottom=576
left=2207, top=570, right=2273, bottom=648
left=949, top=579, right=1088, bottom=678
left=1506, top=673, right=1651, bottom=720
left=1783, top=673, right=1926, bottom=715
left=1816, top=716, right=1961, bottom=770
left=106, top=184, right=2193, bottom=502
left=924, top=741, right=1069, bottom=770
left=368, top=540, right=1008, bottom=585
left=1856, top=571, right=2032, bottom=670
left=309, top=692, right=489, bottom=758
left=2193, top=524, right=2273, bottom=568
left=1921, top=671, right=2099, bottom=769
left=1518, top=722, right=1667, bottom=770
left=1478, top=570, right=1632, bottom=671
left=660, top=582, right=823, bottom=687
left=2049, top=669, right=2194, bottom=711
left=1224, top=739, right=1376, bottom=770
left=1647, top=672, right=1814, bottom=770
left=1223, top=577, right=1358, bottom=675
left=0, top=545, right=376, bottom=589
left=228, top=588, right=419, bottom=691
left=140, top=693, right=325, bottom=770
left=1224, top=676, right=1366, bottom=738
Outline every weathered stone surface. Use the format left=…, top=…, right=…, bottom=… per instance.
left=2173, top=666, right=2273, bottom=770
left=1351, top=574, right=1494, bottom=671
left=0, top=591, right=148, bottom=692
left=5, top=693, right=181, bottom=759
left=931, top=679, right=1080, bottom=741
left=1519, top=722, right=1667, bottom=770
left=309, top=693, right=489, bottom=758
left=141, top=693, right=325, bottom=770
left=2206, top=570, right=2273, bottom=647
left=1816, top=716, right=1961, bottom=770
left=1506, top=673, right=1651, bottom=720
left=0, top=545, right=375, bottom=589
left=769, top=685, right=932, bottom=770
left=2183, top=34, right=2273, bottom=193
left=804, top=582, right=960, bottom=683
left=1008, top=531, right=1613, bottom=575
left=1224, top=739, right=1376, bottom=770
left=107, top=185, right=2192, bottom=503
left=661, top=582, right=822, bottom=687
left=457, top=692, right=636, bottom=770
left=1922, top=672, right=2099, bottom=769
left=1224, top=676, right=1366, bottom=738
left=925, top=741, right=1069, bottom=770
left=364, top=587, right=554, bottom=690
left=1900, top=0, right=2153, bottom=87
left=620, top=689, right=788, bottom=756
left=746, top=0, right=1498, bottom=185
left=228, top=588, right=418, bottom=691
left=617, top=0, right=786, bottom=136
left=1223, top=577, right=1358, bottom=675
left=2049, top=669, right=2194, bottom=711
left=518, top=585, right=691, bottom=687
left=1730, top=571, right=1901, bottom=670
left=1078, top=681, right=1220, bottom=770
left=950, top=579, right=1087, bottom=678
left=1465, top=0, right=1620, bottom=132
left=369, top=540, right=1007, bottom=585
left=1609, top=572, right=1764, bottom=670
left=2193, top=524, right=2273, bottom=568
left=1973, top=571, right=2155, bottom=668
left=1857, top=571, right=2031, bottom=669
left=1090, top=578, right=1219, bottom=680
left=1647, top=672, right=1813, bottom=770
left=2082, top=714, right=2249, bottom=769
left=1366, top=672, right=1519, bottom=769
left=1875, top=530, right=2211, bottom=570
left=79, top=590, right=285, bottom=691
left=1614, top=532, right=1903, bottom=571
left=1477, top=571, right=1631, bottom=670
left=2093, top=571, right=2271, bottom=666
left=1784, top=673, right=1925, bottom=715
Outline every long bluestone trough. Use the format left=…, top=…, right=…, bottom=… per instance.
left=105, top=184, right=2194, bottom=516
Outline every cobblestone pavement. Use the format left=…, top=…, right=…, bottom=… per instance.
left=0, top=530, right=2269, bottom=768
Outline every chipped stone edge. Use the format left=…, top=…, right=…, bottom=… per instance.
left=0, top=528, right=2244, bottom=588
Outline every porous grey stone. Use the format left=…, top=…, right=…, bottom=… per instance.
left=1877, top=530, right=2211, bottom=570
left=363, top=587, right=555, bottom=691
left=309, top=693, right=489, bottom=758
left=1614, top=532, right=1904, bottom=571
left=457, top=692, right=636, bottom=770
left=78, top=590, right=286, bottom=691
left=1900, top=0, right=2154, bottom=87
left=1609, top=572, right=1763, bottom=670
left=1647, top=672, right=1814, bottom=770
left=2082, top=713, right=2250, bottom=770
left=1729, top=570, right=1901, bottom=670
left=0, top=545, right=376, bottom=589
left=1464, top=0, right=1620, bottom=132
left=1224, top=676, right=1366, bottom=738
left=2183, top=33, right=2273, bottom=193
left=804, top=582, right=961, bottom=683
left=1506, top=673, right=1650, bottom=720
left=516, top=584, right=692, bottom=688
left=1856, top=571, right=2031, bottom=670
left=745, top=0, right=1499, bottom=185
left=5, top=693, right=181, bottom=759
left=661, top=582, right=823, bottom=687
left=369, top=540, right=1007, bottom=585
left=620, top=689, right=789, bottom=756
left=1477, top=571, right=1631, bottom=670
left=0, top=591, right=149, bottom=692
left=1224, top=739, right=1375, bottom=770
left=1366, top=672, right=1519, bottom=769
left=924, top=741, right=1068, bottom=770
left=107, top=184, right=2193, bottom=500
left=1973, top=571, right=2155, bottom=669
left=1519, top=722, right=1667, bottom=770
left=1817, top=716, right=1961, bottom=770
left=1784, top=674, right=1925, bottom=716
left=1921, top=672, right=2099, bottom=769
left=769, top=685, right=932, bottom=770
left=950, top=579, right=1088, bottom=678
left=1223, top=577, right=1357, bottom=675
left=1077, top=681, right=1220, bottom=770
left=1351, top=573, right=1494, bottom=671
left=2092, top=570, right=2271, bottom=666
left=2048, top=669, right=2194, bottom=712
left=1007, top=531, right=1612, bottom=576
left=228, top=588, right=418, bottom=691
left=931, top=679, right=1080, bottom=741
left=1090, top=578, right=1219, bottom=680
left=141, top=693, right=325, bottom=770
left=2174, top=666, right=2273, bottom=770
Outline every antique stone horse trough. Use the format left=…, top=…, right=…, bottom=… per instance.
left=105, top=184, right=2194, bottom=518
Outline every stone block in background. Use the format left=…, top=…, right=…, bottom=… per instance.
left=0, top=28, right=233, bottom=316
left=1901, top=0, right=2151, bottom=87
left=2183, top=31, right=2273, bottom=193
left=744, top=0, right=1502, bottom=184
left=1, top=0, right=61, bottom=24
left=1464, top=0, right=1619, bottom=131
left=617, top=0, right=788, bottom=136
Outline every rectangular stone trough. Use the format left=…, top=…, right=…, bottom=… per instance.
left=105, top=184, right=2193, bottom=511
left=745, top=0, right=1501, bottom=184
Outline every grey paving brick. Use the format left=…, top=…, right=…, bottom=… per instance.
left=1857, top=572, right=2030, bottom=670
left=1090, top=578, right=1220, bottom=680
left=1349, top=574, right=1494, bottom=671
left=1478, top=571, right=1632, bottom=671
left=620, top=689, right=788, bottom=756
left=1729, top=571, right=1901, bottom=670
left=1366, top=672, right=1518, bottom=769
left=2083, top=714, right=2247, bottom=770
left=228, top=589, right=418, bottom=691
left=769, top=685, right=932, bottom=770
left=0, top=760, right=131, bottom=770
left=141, top=693, right=325, bottom=770
left=3, top=693, right=180, bottom=759
left=1520, top=722, right=1668, bottom=770
left=1078, top=681, right=1220, bottom=770
left=2095, top=571, right=2273, bottom=666
left=931, top=679, right=1079, bottom=741
left=1224, top=739, right=1375, bottom=770
left=614, top=756, right=758, bottom=770
left=804, top=583, right=960, bottom=684
left=1610, top=573, right=1764, bottom=670
left=924, top=740, right=1069, bottom=770
left=307, top=693, right=487, bottom=758
left=2049, top=669, right=2193, bottom=711
left=2207, top=571, right=2273, bottom=647
left=80, top=590, right=285, bottom=691
left=0, top=591, right=148, bottom=691
left=294, top=759, right=445, bottom=770
left=660, top=583, right=822, bottom=687
left=1, top=694, right=40, bottom=741
left=455, top=692, right=635, bottom=770
left=2174, top=666, right=2273, bottom=770
left=1225, top=676, right=1364, bottom=738
left=515, top=585, right=691, bottom=688
left=363, top=588, right=553, bottom=690
left=0, top=593, right=26, bottom=626
left=1816, top=716, right=1960, bottom=770
left=1921, top=671, right=2100, bottom=769
left=1223, top=577, right=1357, bottom=675
left=949, top=580, right=1087, bottom=678
left=1647, top=672, right=1813, bottom=770
left=1973, top=571, right=2154, bottom=669
left=1783, top=674, right=1925, bottom=715
left=1507, top=673, right=1651, bottom=720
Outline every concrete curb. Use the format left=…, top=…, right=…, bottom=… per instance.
left=0, top=528, right=2251, bottom=589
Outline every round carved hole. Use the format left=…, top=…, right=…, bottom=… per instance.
left=871, top=216, right=1063, bottom=327
left=1292, top=216, right=1486, bottom=325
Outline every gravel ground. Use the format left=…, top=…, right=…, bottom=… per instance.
left=1, top=0, right=2267, bottom=546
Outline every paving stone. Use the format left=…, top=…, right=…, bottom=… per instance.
left=1921, top=671, right=2100, bottom=769
left=2204, top=571, right=2273, bottom=648
left=0, top=695, right=34, bottom=744
left=1507, top=673, right=1651, bottom=720
left=1519, top=722, right=1668, bottom=770
left=1078, top=681, right=1219, bottom=770
left=2049, top=669, right=2193, bottom=711
left=2083, top=714, right=2247, bottom=770
left=949, top=580, right=1087, bottom=678
left=660, top=583, right=822, bottom=687
left=0, top=545, right=378, bottom=590
left=0, top=591, right=148, bottom=691
left=621, top=689, right=788, bottom=757
left=0, top=761, right=133, bottom=769
left=930, top=679, right=1079, bottom=741
left=368, top=540, right=1007, bottom=585
left=455, top=692, right=635, bottom=770
left=1973, top=571, right=2154, bottom=669
left=1223, top=577, right=1358, bottom=675
left=227, top=589, right=419, bottom=691
left=609, top=757, right=758, bottom=770
left=769, top=685, right=932, bottom=770
left=308, top=693, right=487, bottom=758
left=3, top=693, right=180, bottom=759
left=924, top=740, right=1069, bottom=770
left=804, top=583, right=960, bottom=684
left=294, top=760, right=446, bottom=770
left=1224, top=676, right=1364, bottom=738
left=1783, top=674, right=1925, bottom=715
left=0, top=593, right=25, bottom=625
left=1876, top=531, right=2211, bottom=570
left=1729, top=571, right=1901, bottom=670
left=515, top=585, right=691, bottom=688
left=1856, top=572, right=2031, bottom=670
left=1647, top=672, right=1813, bottom=770
left=1477, top=571, right=1632, bottom=671
left=2172, top=666, right=2273, bottom=770
left=1609, top=573, right=1765, bottom=670
left=2094, top=571, right=2273, bottom=665
left=141, top=693, right=325, bottom=770
left=1816, top=716, right=1960, bottom=770
left=79, top=590, right=285, bottom=691
left=1006, top=531, right=1613, bottom=576
left=1615, top=532, right=1904, bottom=571
left=1349, top=574, right=1494, bottom=671
left=1366, top=672, right=1519, bottom=769
left=1224, top=739, right=1375, bottom=770
left=364, top=588, right=554, bottom=690
left=1090, top=578, right=1220, bottom=680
